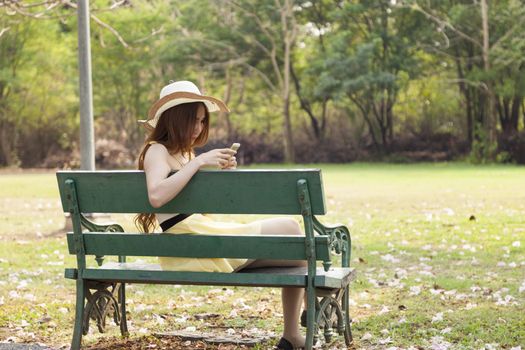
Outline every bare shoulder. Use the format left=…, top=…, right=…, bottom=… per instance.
left=145, top=143, right=168, bottom=156
left=144, top=143, right=170, bottom=167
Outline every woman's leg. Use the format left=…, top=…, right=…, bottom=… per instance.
left=244, top=218, right=307, bottom=348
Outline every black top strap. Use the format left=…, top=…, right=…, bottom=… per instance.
left=160, top=213, right=193, bottom=232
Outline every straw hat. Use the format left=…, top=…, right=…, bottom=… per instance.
left=138, top=80, right=229, bottom=130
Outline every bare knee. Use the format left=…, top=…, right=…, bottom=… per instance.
left=283, top=218, right=302, bottom=236
left=281, top=218, right=304, bottom=236
left=261, top=217, right=303, bottom=236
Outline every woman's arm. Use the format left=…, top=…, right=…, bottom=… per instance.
left=143, top=143, right=235, bottom=208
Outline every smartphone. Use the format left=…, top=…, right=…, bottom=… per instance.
left=230, top=143, right=241, bottom=151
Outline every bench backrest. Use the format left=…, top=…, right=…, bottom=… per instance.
left=57, top=170, right=326, bottom=215
left=57, top=169, right=338, bottom=266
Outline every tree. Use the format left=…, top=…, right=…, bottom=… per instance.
left=402, top=0, right=525, bottom=159
left=0, top=12, right=79, bottom=167
left=164, top=0, right=300, bottom=162
left=89, top=0, right=169, bottom=153
left=290, top=0, right=333, bottom=142
left=313, top=0, right=420, bottom=153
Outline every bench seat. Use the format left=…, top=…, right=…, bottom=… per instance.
left=66, top=263, right=356, bottom=288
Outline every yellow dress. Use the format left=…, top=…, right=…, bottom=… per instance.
left=147, top=141, right=262, bottom=273
left=159, top=214, right=262, bottom=272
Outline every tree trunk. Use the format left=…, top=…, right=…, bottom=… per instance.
left=220, top=67, right=234, bottom=139
left=454, top=47, right=473, bottom=146
left=498, top=95, right=521, bottom=136
left=290, top=61, right=322, bottom=140
left=0, top=120, right=16, bottom=166
left=281, top=0, right=295, bottom=163
left=349, top=94, right=379, bottom=152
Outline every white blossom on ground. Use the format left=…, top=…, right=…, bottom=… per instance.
left=432, top=312, right=444, bottom=323
left=429, top=336, right=451, bottom=350
left=381, top=254, right=400, bottom=263
left=440, top=327, right=452, bottom=334
left=484, top=344, right=499, bottom=350
left=465, top=303, right=477, bottom=310
left=361, top=332, right=372, bottom=341
left=519, top=281, right=525, bottom=293
left=409, top=286, right=422, bottom=295
left=378, top=336, right=392, bottom=345
left=379, top=306, right=390, bottom=315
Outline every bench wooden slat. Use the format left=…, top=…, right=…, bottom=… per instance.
left=76, top=262, right=355, bottom=289
left=67, top=233, right=332, bottom=261
left=56, top=170, right=326, bottom=215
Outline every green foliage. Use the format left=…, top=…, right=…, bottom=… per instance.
left=0, top=10, right=78, bottom=166
left=1, top=0, right=525, bottom=166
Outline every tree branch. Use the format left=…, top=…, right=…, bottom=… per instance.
left=230, top=0, right=283, bottom=89
left=1, top=0, right=130, bottom=48
left=397, top=3, right=482, bottom=49
left=63, top=0, right=129, bottom=48
left=0, top=27, right=10, bottom=39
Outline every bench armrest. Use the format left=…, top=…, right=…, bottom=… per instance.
left=312, top=216, right=351, bottom=268
left=80, top=214, right=125, bottom=266
left=80, top=214, right=124, bottom=233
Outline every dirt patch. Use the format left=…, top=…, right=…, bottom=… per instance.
left=84, top=335, right=261, bottom=349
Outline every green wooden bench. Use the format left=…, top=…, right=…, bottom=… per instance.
left=57, top=169, right=355, bottom=350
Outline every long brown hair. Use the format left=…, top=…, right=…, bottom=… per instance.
left=134, top=102, right=210, bottom=233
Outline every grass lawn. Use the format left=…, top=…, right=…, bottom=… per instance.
left=0, top=163, right=524, bottom=349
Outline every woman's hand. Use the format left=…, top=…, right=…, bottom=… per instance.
left=196, top=148, right=237, bottom=169
left=222, top=155, right=237, bottom=170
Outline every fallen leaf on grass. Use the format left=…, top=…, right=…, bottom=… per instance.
left=378, top=336, right=392, bottom=345
left=194, top=313, right=221, bottom=320
left=37, top=315, right=52, bottom=324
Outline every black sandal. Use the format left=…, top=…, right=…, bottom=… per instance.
left=275, top=337, right=305, bottom=350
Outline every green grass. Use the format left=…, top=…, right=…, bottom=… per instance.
left=0, top=163, right=524, bottom=349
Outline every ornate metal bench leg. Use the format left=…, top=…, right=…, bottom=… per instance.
left=316, top=295, right=341, bottom=344
left=71, top=279, right=87, bottom=350
left=82, top=281, right=124, bottom=336
left=311, top=287, right=352, bottom=347
left=343, top=286, right=353, bottom=345
left=119, top=283, right=129, bottom=336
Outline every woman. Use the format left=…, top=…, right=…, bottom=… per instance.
left=135, top=80, right=306, bottom=349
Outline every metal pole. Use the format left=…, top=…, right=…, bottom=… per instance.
left=77, top=0, right=95, bottom=170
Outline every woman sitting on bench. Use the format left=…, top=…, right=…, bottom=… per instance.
left=135, top=80, right=306, bottom=350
